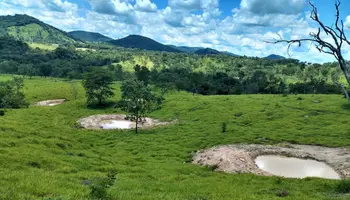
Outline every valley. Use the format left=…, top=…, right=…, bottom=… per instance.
left=0, top=11, right=349, bottom=200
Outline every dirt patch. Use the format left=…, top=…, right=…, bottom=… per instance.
left=193, top=144, right=350, bottom=179
left=35, top=99, right=66, bottom=106
left=77, top=114, right=169, bottom=130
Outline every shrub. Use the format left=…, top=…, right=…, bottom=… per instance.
left=221, top=122, right=227, bottom=133
left=89, top=170, right=117, bottom=200
left=276, top=190, right=289, bottom=197
left=0, top=77, right=29, bottom=109
left=0, top=110, right=5, bottom=116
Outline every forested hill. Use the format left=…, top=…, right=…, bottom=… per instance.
left=109, top=35, right=182, bottom=53
left=0, top=14, right=76, bottom=44
left=265, top=54, right=286, bottom=60
left=68, top=31, right=112, bottom=42
left=195, top=48, right=221, bottom=55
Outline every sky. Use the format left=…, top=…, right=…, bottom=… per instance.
left=0, top=0, right=350, bottom=63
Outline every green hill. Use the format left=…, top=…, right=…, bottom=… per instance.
left=68, top=31, right=112, bottom=42
left=109, top=35, right=181, bottom=53
left=266, top=54, right=286, bottom=60
left=167, top=45, right=203, bottom=53
left=195, top=48, right=221, bottom=55
left=0, top=14, right=76, bottom=44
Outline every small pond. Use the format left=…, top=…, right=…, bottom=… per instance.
left=255, top=155, right=340, bottom=179
left=99, top=120, right=133, bottom=130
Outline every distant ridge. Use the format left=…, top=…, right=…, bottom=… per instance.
left=265, top=54, right=285, bottom=60
left=68, top=31, right=112, bottom=42
left=109, top=35, right=181, bottom=53
left=167, top=45, right=203, bottom=53
left=195, top=48, right=221, bottom=55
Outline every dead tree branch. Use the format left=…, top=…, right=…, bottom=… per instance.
left=267, top=0, right=350, bottom=101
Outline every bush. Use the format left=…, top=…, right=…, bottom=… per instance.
left=89, top=170, right=117, bottom=200
left=0, top=110, right=4, bottom=116
left=0, top=77, right=29, bottom=109
left=221, top=122, right=227, bottom=133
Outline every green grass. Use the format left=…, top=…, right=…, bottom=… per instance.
left=0, top=75, right=349, bottom=199
left=28, top=42, right=58, bottom=51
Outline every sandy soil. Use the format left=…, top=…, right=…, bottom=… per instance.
left=192, top=144, right=350, bottom=178
left=77, top=114, right=169, bottom=130
left=35, top=99, right=66, bottom=106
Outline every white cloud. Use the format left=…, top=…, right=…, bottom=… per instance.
left=168, top=0, right=218, bottom=11
left=239, top=0, right=305, bottom=15
left=345, top=15, right=350, bottom=28
left=134, top=0, right=157, bottom=13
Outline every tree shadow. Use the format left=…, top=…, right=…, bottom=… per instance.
left=341, top=103, right=350, bottom=111
left=86, top=101, right=118, bottom=110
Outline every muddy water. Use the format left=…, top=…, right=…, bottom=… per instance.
left=48, top=103, right=61, bottom=106
left=255, top=155, right=340, bottom=179
left=100, top=120, right=133, bottom=130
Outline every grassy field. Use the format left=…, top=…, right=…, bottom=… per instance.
left=27, top=43, right=58, bottom=51
left=0, top=75, right=349, bottom=199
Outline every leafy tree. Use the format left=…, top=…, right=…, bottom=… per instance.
left=82, top=68, right=114, bottom=106
left=119, top=79, right=163, bottom=133
left=0, top=77, right=28, bottom=109
left=115, top=64, right=124, bottom=81
left=134, top=65, right=150, bottom=85
left=189, top=72, right=205, bottom=95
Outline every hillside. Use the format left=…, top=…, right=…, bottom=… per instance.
left=167, top=45, right=203, bottom=53
left=195, top=48, right=221, bottom=55
left=109, top=35, right=181, bottom=53
left=0, top=14, right=76, bottom=44
left=266, top=54, right=285, bottom=60
left=68, top=30, right=112, bottom=42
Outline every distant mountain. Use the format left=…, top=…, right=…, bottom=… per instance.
left=167, top=45, right=203, bottom=53
left=109, top=35, right=181, bottom=53
left=0, top=14, right=76, bottom=44
left=221, top=51, right=239, bottom=57
left=68, top=31, right=112, bottom=42
left=265, top=54, right=285, bottom=60
left=195, top=48, right=221, bottom=55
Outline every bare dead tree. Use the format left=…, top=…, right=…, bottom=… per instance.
left=267, top=0, right=350, bottom=101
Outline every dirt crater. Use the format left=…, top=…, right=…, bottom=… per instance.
left=35, top=99, right=66, bottom=106
left=77, top=114, right=169, bottom=130
left=193, top=144, right=350, bottom=179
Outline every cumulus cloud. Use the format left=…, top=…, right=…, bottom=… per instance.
left=88, top=0, right=134, bottom=16
left=239, top=0, right=305, bottom=15
left=168, top=0, right=219, bottom=11
left=134, top=0, right=157, bottom=13
left=87, top=0, right=137, bottom=24
left=2, top=0, right=76, bottom=12
left=345, top=15, right=350, bottom=28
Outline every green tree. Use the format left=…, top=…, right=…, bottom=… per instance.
left=119, top=79, right=163, bottom=133
left=82, top=68, right=114, bottom=106
left=0, top=77, right=28, bottom=109
left=134, top=65, right=150, bottom=85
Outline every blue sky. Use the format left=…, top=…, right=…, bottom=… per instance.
left=1, top=0, right=350, bottom=63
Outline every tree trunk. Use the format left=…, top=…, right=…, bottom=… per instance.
left=335, top=82, right=350, bottom=102
left=135, top=109, right=139, bottom=134
left=135, top=118, right=138, bottom=134
left=338, top=60, right=350, bottom=102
